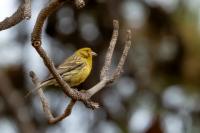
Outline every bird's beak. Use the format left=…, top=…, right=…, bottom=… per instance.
left=91, top=51, right=97, bottom=56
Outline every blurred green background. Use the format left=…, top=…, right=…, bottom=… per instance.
left=0, top=0, right=200, bottom=133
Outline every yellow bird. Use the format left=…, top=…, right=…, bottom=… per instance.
left=26, top=47, right=97, bottom=97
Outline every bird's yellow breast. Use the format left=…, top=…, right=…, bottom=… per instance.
left=68, top=62, right=92, bottom=87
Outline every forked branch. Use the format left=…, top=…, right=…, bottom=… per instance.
left=30, top=71, right=76, bottom=124
left=29, top=0, right=132, bottom=124
left=31, top=0, right=97, bottom=109
left=87, top=27, right=132, bottom=96
left=30, top=19, right=131, bottom=123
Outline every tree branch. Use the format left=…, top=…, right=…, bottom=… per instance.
left=29, top=71, right=76, bottom=124
left=100, top=20, right=119, bottom=80
left=0, top=0, right=31, bottom=31
left=30, top=19, right=132, bottom=123
left=31, top=0, right=97, bottom=109
left=87, top=28, right=132, bottom=96
left=29, top=0, right=132, bottom=124
left=112, top=29, right=132, bottom=80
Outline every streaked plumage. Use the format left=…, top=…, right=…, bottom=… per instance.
left=26, top=47, right=97, bottom=97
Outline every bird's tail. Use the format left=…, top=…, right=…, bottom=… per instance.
left=25, top=79, right=55, bottom=98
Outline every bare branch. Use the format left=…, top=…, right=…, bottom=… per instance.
left=31, top=0, right=65, bottom=42
left=29, top=0, right=131, bottom=123
left=112, top=29, right=132, bottom=80
left=30, top=18, right=132, bottom=123
left=29, top=71, right=54, bottom=120
left=48, top=99, right=76, bottom=124
left=31, top=0, right=97, bottom=109
left=100, top=20, right=119, bottom=80
left=87, top=30, right=131, bottom=97
left=86, top=79, right=107, bottom=97
left=0, top=0, right=31, bottom=31
left=29, top=71, right=76, bottom=124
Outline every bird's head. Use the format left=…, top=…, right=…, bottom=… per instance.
left=76, top=47, right=97, bottom=59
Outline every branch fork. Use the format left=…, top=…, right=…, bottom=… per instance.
left=29, top=0, right=132, bottom=124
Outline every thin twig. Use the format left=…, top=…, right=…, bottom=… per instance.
left=112, top=29, right=132, bottom=80
left=0, top=0, right=31, bottom=31
left=29, top=71, right=54, bottom=120
left=87, top=28, right=132, bottom=96
left=30, top=71, right=76, bottom=124
left=100, top=20, right=119, bottom=80
left=48, top=99, right=76, bottom=124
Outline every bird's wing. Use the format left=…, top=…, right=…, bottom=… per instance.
left=57, top=61, right=85, bottom=77
left=47, top=55, right=86, bottom=79
left=58, top=55, right=85, bottom=75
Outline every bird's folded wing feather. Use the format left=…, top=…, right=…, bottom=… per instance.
left=46, top=56, right=86, bottom=80
left=58, top=62, right=85, bottom=76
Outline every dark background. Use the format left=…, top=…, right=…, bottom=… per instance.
left=0, top=0, right=200, bottom=133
